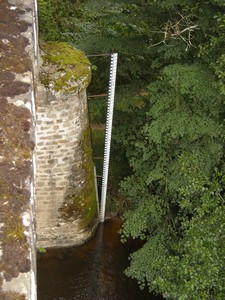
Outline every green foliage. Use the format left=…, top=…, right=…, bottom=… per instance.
left=88, top=98, right=107, bottom=124
left=37, top=247, right=47, bottom=254
left=38, top=0, right=225, bottom=298
left=197, top=7, right=225, bottom=95
left=123, top=171, right=225, bottom=299
left=38, top=0, right=77, bottom=41
left=119, top=62, right=225, bottom=298
left=119, top=63, right=224, bottom=192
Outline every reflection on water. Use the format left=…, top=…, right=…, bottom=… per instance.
left=37, top=218, right=164, bottom=300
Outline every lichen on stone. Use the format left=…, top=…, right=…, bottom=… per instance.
left=40, top=42, right=92, bottom=94
left=0, top=1, right=34, bottom=297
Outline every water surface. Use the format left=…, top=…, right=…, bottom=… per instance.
left=37, top=218, right=163, bottom=300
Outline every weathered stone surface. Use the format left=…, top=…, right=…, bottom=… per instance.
left=0, top=0, right=37, bottom=299
left=0, top=1, right=98, bottom=299
left=36, top=42, right=98, bottom=248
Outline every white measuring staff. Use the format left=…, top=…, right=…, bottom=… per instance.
left=99, top=53, right=118, bottom=223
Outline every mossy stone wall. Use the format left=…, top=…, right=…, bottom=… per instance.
left=36, top=42, right=98, bottom=248
left=0, top=0, right=38, bottom=299
left=0, top=2, right=98, bottom=299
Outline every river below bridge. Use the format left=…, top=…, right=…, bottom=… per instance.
left=37, top=218, right=164, bottom=300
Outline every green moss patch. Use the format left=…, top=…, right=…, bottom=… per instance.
left=40, top=42, right=91, bottom=93
left=60, top=126, right=98, bottom=228
left=5, top=215, right=26, bottom=242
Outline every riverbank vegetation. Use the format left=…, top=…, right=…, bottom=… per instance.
left=39, top=0, right=225, bottom=298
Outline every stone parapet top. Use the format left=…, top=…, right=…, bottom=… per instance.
left=0, top=0, right=37, bottom=299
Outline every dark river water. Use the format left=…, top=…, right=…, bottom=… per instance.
left=37, top=218, right=164, bottom=300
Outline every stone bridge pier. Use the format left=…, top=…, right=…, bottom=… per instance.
left=0, top=0, right=98, bottom=299
left=35, top=42, right=98, bottom=248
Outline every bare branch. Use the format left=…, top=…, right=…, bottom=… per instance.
left=148, top=12, right=199, bottom=49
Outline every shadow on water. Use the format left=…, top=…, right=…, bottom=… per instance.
left=37, top=218, right=164, bottom=300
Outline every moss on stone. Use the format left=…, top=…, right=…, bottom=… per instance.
left=6, top=215, right=26, bottom=242
left=40, top=42, right=91, bottom=93
left=60, top=126, right=98, bottom=228
left=0, top=101, right=32, bottom=286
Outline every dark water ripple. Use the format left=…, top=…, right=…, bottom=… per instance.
left=37, top=219, right=164, bottom=300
